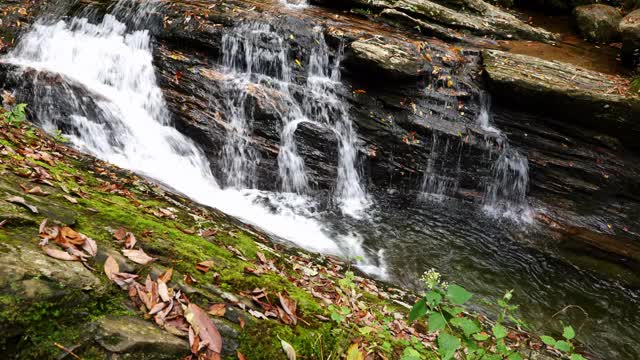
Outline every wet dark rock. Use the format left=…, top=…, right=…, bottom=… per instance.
left=482, top=49, right=640, bottom=151
left=620, top=9, right=640, bottom=66
left=573, top=4, right=622, bottom=43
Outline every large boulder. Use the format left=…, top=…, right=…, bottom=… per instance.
left=574, top=4, right=622, bottom=43
left=620, top=9, right=640, bottom=66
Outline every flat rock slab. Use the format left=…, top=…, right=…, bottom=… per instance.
left=482, top=49, right=640, bottom=150
left=94, top=316, right=189, bottom=358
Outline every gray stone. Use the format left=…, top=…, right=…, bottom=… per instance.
left=574, top=4, right=622, bottom=43
left=0, top=243, right=102, bottom=295
left=350, top=40, right=423, bottom=78
left=94, top=316, right=189, bottom=358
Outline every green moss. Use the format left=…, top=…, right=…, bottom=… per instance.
left=0, top=284, right=131, bottom=359
left=238, top=320, right=351, bottom=359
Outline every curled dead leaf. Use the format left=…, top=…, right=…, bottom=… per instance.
left=6, top=196, right=38, bottom=213
left=122, top=248, right=155, bottom=265
left=207, top=303, right=226, bottom=317
left=280, top=338, right=296, bottom=360
left=41, top=245, right=80, bottom=261
left=159, top=267, right=173, bottom=283
left=185, top=303, right=222, bottom=355
left=104, top=256, right=119, bottom=280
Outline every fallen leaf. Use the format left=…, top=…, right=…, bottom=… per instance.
left=238, top=316, right=245, bottom=330
left=196, top=260, right=215, bottom=273
left=122, top=248, right=155, bottom=265
left=159, top=268, right=173, bottom=283
left=26, top=186, right=49, bottom=196
left=56, top=226, right=85, bottom=246
left=208, top=303, right=226, bottom=317
left=347, top=343, right=365, bottom=360
left=278, top=293, right=298, bottom=325
left=81, top=236, right=98, bottom=256
left=63, top=195, right=78, bottom=204
left=113, top=227, right=127, bottom=241
left=104, top=256, right=119, bottom=280
left=237, top=351, right=247, bottom=360
left=0, top=219, right=6, bottom=228
left=280, top=338, right=296, bottom=360
left=123, top=232, right=137, bottom=249
left=185, top=303, right=223, bottom=355
left=42, top=245, right=80, bottom=261
left=201, top=229, right=218, bottom=237
left=6, top=196, right=38, bottom=213
left=184, top=273, right=197, bottom=284
left=158, top=280, right=171, bottom=302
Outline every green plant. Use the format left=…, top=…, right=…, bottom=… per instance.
left=541, top=324, right=586, bottom=360
left=409, top=269, right=525, bottom=360
left=52, top=129, right=69, bottom=143
left=630, top=76, right=640, bottom=94
left=2, top=103, right=27, bottom=127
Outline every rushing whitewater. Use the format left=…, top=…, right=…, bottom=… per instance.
left=217, top=23, right=369, bottom=216
left=2, top=14, right=385, bottom=276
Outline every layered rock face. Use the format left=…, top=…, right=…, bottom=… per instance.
left=2, top=0, right=640, bottom=275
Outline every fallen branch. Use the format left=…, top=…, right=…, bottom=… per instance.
left=53, top=342, right=82, bottom=360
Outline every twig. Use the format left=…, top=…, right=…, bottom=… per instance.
left=53, top=342, right=81, bottom=360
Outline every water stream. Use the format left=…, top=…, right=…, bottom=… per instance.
left=2, top=2, right=639, bottom=359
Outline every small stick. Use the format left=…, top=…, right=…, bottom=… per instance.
left=53, top=342, right=81, bottom=360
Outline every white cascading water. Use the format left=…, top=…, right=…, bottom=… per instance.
left=220, top=22, right=308, bottom=193
left=281, top=0, right=308, bottom=9
left=305, top=29, right=370, bottom=216
left=2, top=13, right=385, bottom=277
left=476, top=93, right=531, bottom=221
left=218, top=23, right=369, bottom=217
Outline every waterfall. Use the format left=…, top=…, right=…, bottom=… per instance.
left=2, top=11, right=385, bottom=276
left=420, top=134, right=462, bottom=200
left=305, top=29, right=369, bottom=216
left=281, top=0, right=309, bottom=8
left=218, top=23, right=369, bottom=216
left=477, top=93, right=531, bottom=221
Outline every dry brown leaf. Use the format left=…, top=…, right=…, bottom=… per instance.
left=81, top=236, right=98, bottom=257
left=201, top=229, right=218, bottom=237
left=6, top=196, right=38, bottom=213
left=41, top=245, right=79, bottom=261
left=63, top=195, right=78, bottom=204
left=196, top=260, right=215, bottom=273
left=280, top=338, right=296, bottom=360
left=278, top=293, right=298, bottom=326
left=113, top=227, right=127, bottom=241
left=158, top=280, right=171, bottom=302
left=149, top=302, right=167, bottom=316
left=184, top=273, right=197, bottom=285
left=238, top=316, right=245, bottom=330
left=122, top=248, right=155, bottom=265
left=207, top=303, right=226, bottom=317
left=57, top=226, right=85, bottom=245
left=123, top=232, right=137, bottom=249
left=159, top=268, right=173, bottom=283
left=237, top=351, right=248, bottom=360
left=26, top=186, right=49, bottom=196
left=104, top=256, right=119, bottom=280
left=185, top=303, right=222, bottom=355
